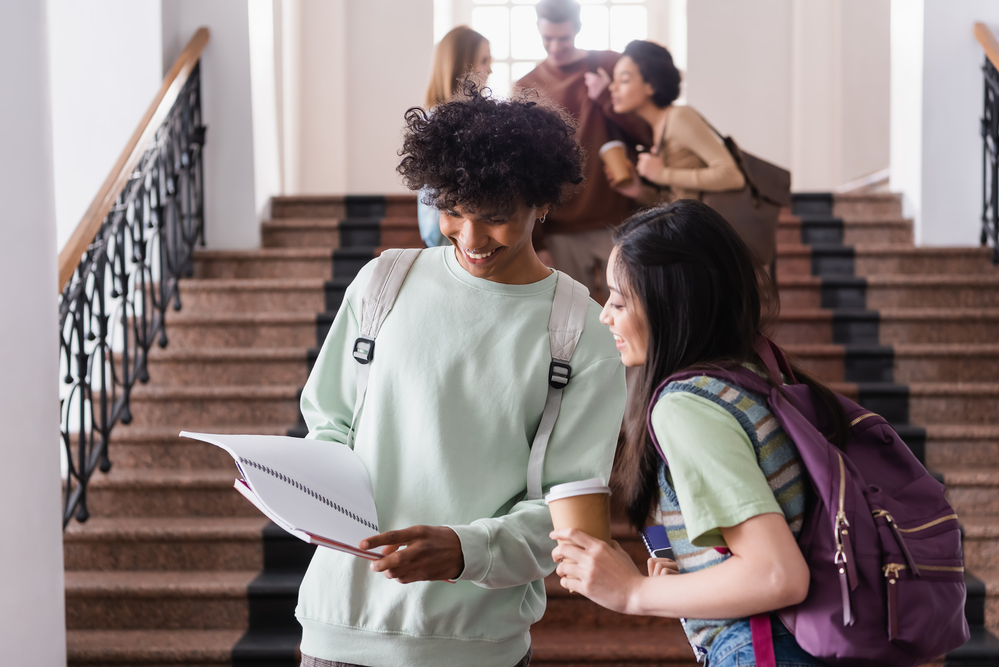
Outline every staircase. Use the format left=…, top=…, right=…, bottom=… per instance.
left=65, top=192, right=998, bottom=666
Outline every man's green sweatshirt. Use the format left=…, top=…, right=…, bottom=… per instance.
left=296, top=247, right=626, bottom=666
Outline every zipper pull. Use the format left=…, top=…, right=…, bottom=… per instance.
left=838, top=556, right=854, bottom=627
left=877, top=511, right=921, bottom=577
left=883, top=563, right=903, bottom=640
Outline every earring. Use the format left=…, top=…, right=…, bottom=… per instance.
left=539, top=214, right=547, bottom=224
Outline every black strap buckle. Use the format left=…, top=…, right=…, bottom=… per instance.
left=353, top=337, right=375, bottom=364
left=549, top=360, right=571, bottom=389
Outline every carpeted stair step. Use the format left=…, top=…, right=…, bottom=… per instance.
left=270, top=194, right=417, bottom=220
left=832, top=192, right=903, bottom=219
left=143, top=348, right=310, bottom=387
left=907, top=383, right=999, bottom=425
left=103, top=424, right=286, bottom=470
left=864, top=275, right=999, bottom=309
left=82, top=469, right=259, bottom=519
left=539, top=575, right=680, bottom=631
left=65, top=570, right=256, bottom=630
left=925, top=425, right=999, bottom=469
left=67, top=628, right=241, bottom=667
left=876, top=309, right=999, bottom=345
left=164, top=312, right=317, bottom=349
left=938, top=468, right=999, bottom=517
left=890, top=345, right=999, bottom=383
left=179, top=279, right=326, bottom=313
left=529, top=627, right=698, bottom=666
left=125, top=385, right=300, bottom=428
left=193, top=248, right=333, bottom=280
left=958, top=517, right=999, bottom=571
left=260, top=217, right=422, bottom=250
left=779, top=216, right=914, bottom=246
left=852, top=245, right=997, bottom=275
left=970, top=568, right=999, bottom=634
left=64, top=517, right=269, bottom=571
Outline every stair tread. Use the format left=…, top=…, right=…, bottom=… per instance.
left=65, top=570, right=257, bottom=595
left=110, top=424, right=290, bottom=441
left=67, top=628, right=242, bottom=662
left=194, top=247, right=332, bottom=259
left=531, top=626, right=693, bottom=659
left=168, top=312, right=316, bottom=324
left=906, top=383, right=999, bottom=395
left=148, top=347, right=309, bottom=361
left=64, top=516, right=269, bottom=541
left=181, top=278, right=326, bottom=290
left=85, top=468, right=238, bottom=488
left=926, top=424, right=999, bottom=438
left=864, top=274, right=999, bottom=286
left=128, top=385, right=300, bottom=399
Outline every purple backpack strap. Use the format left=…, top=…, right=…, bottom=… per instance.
left=645, top=337, right=787, bottom=465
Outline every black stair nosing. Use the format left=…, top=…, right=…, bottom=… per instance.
left=966, top=571, right=986, bottom=628
left=791, top=192, right=834, bottom=217
left=231, top=629, right=301, bottom=667
left=345, top=194, right=387, bottom=219
left=854, top=382, right=910, bottom=426
left=820, top=276, right=867, bottom=310
left=843, top=344, right=894, bottom=384
left=945, top=627, right=999, bottom=665
left=809, top=244, right=855, bottom=277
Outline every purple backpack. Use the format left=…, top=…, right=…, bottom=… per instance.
left=648, top=337, right=969, bottom=667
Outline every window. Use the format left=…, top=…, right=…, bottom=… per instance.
left=450, top=0, right=655, bottom=98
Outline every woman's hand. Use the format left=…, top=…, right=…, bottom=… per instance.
left=551, top=528, right=645, bottom=615
left=361, top=525, right=464, bottom=583
left=605, top=163, right=644, bottom=199
left=648, top=557, right=679, bottom=577
left=636, top=151, right=668, bottom=184
left=583, top=67, right=612, bottom=100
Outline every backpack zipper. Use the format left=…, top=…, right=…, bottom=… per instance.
left=871, top=510, right=920, bottom=575
left=882, top=562, right=965, bottom=641
left=834, top=452, right=856, bottom=626
left=850, top=412, right=879, bottom=427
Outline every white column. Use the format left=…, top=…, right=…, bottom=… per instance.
left=344, top=0, right=434, bottom=194
left=891, top=0, right=999, bottom=246
left=0, top=1, right=66, bottom=663
left=685, top=0, right=794, bottom=172
left=163, top=0, right=259, bottom=249
left=48, top=0, right=163, bottom=250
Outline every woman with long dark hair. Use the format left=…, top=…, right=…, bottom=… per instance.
left=549, top=200, right=841, bottom=666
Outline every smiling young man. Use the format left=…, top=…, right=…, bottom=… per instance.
left=515, top=0, right=651, bottom=301
left=294, top=87, right=627, bottom=667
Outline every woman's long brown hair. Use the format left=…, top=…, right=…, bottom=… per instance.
left=612, top=200, right=850, bottom=530
left=424, top=26, right=488, bottom=109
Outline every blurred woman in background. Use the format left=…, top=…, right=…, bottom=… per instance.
left=606, top=40, right=744, bottom=204
left=418, top=26, right=493, bottom=247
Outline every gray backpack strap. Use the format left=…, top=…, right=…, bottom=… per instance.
left=348, top=248, right=422, bottom=444
left=526, top=271, right=590, bottom=500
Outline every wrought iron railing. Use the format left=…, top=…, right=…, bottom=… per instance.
left=978, top=24, right=999, bottom=265
left=58, top=41, right=207, bottom=527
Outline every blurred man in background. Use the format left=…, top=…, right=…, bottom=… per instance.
left=517, top=0, right=651, bottom=301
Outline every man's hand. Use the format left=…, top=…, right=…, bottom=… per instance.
left=361, top=525, right=464, bottom=584
left=584, top=67, right=612, bottom=100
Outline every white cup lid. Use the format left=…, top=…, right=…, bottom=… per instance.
left=599, top=140, right=626, bottom=155
left=545, top=477, right=611, bottom=504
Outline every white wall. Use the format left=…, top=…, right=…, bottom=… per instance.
left=891, top=0, right=999, bottom=246
left=686, top=0, right=890, bottom=191
left=48, top=0, right=162, bottom=250
left=163, top=0, right=260, bottom=248
left=0, top=1, right=66, bottom=662
left=249, top=0, right=283, bottom=219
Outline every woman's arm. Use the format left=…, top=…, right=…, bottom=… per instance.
left=552, top=511, right=809, bottom=618
left=638, top=107, right=745, bottom=193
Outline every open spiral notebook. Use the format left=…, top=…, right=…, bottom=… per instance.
left=180, top=432, right=382, bottom=560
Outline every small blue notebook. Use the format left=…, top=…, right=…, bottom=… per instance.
left=641, top=525, right=673, bottom=560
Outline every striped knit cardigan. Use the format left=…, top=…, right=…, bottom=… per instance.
left=653, top=375, right=807, bottom=662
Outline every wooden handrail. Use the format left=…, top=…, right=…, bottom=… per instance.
left=975, top=22, right=999, bottom=74
left=57, top=27, right=210, bottom=292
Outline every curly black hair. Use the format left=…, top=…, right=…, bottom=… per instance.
left=397, top=83, right=585, bottom=214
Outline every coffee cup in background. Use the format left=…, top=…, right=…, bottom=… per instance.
left=545, top=478, right=612, bottom=562
left=598, top=141, right=632, bottom=187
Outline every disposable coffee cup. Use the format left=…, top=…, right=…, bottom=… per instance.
left=599, top=141, right=632, bottom=187
left=546, top=478, right=612, bottom=554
